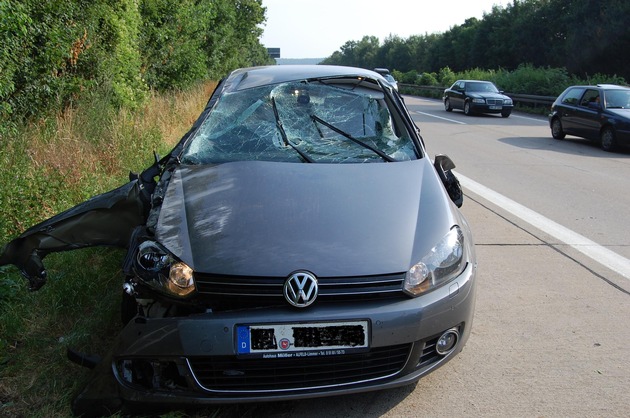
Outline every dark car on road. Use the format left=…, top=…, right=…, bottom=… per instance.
left=443, top=80, right=513, bottom=117
left=0, top=65, right=477, bottom=416
left=549, top=84, right=630, bottom=152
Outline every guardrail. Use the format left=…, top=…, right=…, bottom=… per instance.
left=399, top=83, right=557, bottom=109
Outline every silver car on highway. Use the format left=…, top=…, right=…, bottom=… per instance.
left=0, top=65, right=477, bottom=415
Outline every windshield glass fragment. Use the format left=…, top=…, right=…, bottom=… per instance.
left=181, top=80, right=417, bottom=164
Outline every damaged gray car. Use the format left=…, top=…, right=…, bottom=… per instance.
left=0, top=65, right=477, bottom=416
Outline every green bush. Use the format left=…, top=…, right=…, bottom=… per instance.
left=404, top=63, right=628, bottom=97
left=438, top=66, right=457, bottom=87
left=397, top=70, right=419, bottom=84
left=418, top=72, right=439, bottom=86
left=0, top=0, right=270, bottom=128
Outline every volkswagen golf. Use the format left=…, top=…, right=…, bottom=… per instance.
left=0, top=65, right=477, bottom=416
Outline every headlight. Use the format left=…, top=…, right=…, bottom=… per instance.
left=403, top=226, right=465, bottom=297
left=472, top=98, right=485, bottom=104
left=135, top=241, right=196, bottom=298
left=504, top=98, right=513, bottom=105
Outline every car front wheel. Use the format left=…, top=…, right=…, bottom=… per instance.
left=600, top=127, right=617, bottom=152
left=444, top=98, right=453, bottom=112
left=501, top=110, right=511, bottom=118
left=464, top=101, right=472, bottom=116
left=551, top=118, right=565, bottom=139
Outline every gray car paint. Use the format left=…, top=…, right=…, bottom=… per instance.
left=156, top=159, right=457, bottom=278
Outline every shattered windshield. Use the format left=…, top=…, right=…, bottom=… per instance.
left=181, top=79, right=417, bottom=163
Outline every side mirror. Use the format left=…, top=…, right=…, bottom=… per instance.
left=434, top=154, right=463, bottom=207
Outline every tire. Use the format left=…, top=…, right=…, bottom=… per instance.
left=501, top=110, right=511, bottom=118
left=551, top=118, right=565, bottom=139
left=464, top=101, right=473, bottom=116
left=600, top=127, right=617, bottom=152
left=444, top=98, right=453, bottom=112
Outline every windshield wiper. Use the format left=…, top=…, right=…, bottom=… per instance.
left=311, top=115, right=395, bottom=162
left=271, top=97, right=314, bottom=163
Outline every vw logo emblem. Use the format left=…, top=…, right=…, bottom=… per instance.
left=284, top=271, right=318, bottom=308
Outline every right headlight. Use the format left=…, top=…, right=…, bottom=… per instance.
left=403, top=226, right=465, bottom=297
left=134, top=241, right=196, bottom=298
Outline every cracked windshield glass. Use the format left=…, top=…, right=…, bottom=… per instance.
left=181, top=80, right=417, bottom=163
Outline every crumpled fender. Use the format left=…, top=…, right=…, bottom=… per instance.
left=0, top=180, right=149, bottom=290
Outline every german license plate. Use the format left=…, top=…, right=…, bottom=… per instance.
left=489, top=105, right=502, bottom=110
left=236, top=320, right=369, bottom=358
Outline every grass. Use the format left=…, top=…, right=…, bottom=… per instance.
left=0, top=81, right=216, bottom=417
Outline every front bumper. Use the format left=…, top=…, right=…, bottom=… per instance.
left=471, top=103, right=513, bottom=114
left=72, top=261, right=476, bottom=415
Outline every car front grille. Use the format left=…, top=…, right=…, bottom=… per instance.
left=187, top=343, right=412, bottom=393
left=486, top=99, right=503, bottom=106
left=194, top=272, right=406, bottom=309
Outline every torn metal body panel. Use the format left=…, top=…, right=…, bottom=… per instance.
left=0, top=180, right=149, bottom=290
left=0, top=65, right=475, bottom=416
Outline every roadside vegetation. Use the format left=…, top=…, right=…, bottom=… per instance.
left=395, top=64, right=627, bottom=97
left=0, top=80, right=218, bottom=417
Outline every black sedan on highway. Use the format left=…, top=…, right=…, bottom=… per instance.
left=549, top=84, right=630, bottom=152
left=1, top=65, right=477, bottom=416
left=443, top=80, right=513, bottom=117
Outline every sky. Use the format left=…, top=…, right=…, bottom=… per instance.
left=260, top=0, right=510, bottom=59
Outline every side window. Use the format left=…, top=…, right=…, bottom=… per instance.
left=580, top=89, right=600, bottom=107
left=561, top=88, right=585, bottom=106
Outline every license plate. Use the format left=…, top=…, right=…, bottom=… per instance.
left=489, top=105, right=503, bottom=110
left=236, top=320, right=369, bottom=358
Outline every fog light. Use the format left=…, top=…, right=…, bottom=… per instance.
left=436, top=328, right=459, bottom=355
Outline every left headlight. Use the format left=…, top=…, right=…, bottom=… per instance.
left=134, top=241, right=196, bottom=298
left=403, top=226, right=465, bottom=297
left=503, top=98, right=513, bottom=105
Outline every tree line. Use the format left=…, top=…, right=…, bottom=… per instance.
left=0, top=0, right=273, bottom=130
left=322, top=0, right=630, bottom=87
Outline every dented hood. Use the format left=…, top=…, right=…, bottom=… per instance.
left=155, top=159, right=456, bottom=278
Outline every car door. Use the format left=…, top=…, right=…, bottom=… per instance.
left=571, top=89, right=602, bottom=140
left=556, top=87, right=585, bottom=135
left=449, top=81, right=466, bottom=110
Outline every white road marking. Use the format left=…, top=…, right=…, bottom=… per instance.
left=412, top=108, right=547, bottom=124
left=412, top=111, right=467, bottom=125
left=510, top=114, right=549, bottom=123
left=457, top=172, right=630, bottom=280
